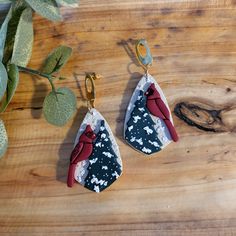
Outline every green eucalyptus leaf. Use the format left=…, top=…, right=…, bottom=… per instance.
left=0, top=64, right=19, bottom=112
left=0, top=1, right=12, bottom=3
left=3, top=1, right=27, bottom=64
left=0, top=62, right=8, bottom=101
left=43, top=87, right=76, bottom=126
left=56, top=0, right=79, bottom=7
left=11, top=7, right=33, bottom=66
left=11, top=0, right=28, bottom=14
left=0, top=119, right=8, bottom=159
left=25, top=0, right=62, bottom=21
left=0, top=6, right=12, bottom=61
left=41, top=45, right=72, bottom=74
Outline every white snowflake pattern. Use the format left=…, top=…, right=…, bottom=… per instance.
left=143, top=113, right=148, bottom=117
left=137, top=95, right=142, bottom=100
left=95, top=142, right=102, bottom=147
left=138, top=107, right=145, bottom=112
left=148, top=140, right=159, bottom=147
left=130, top=137, right=135, bottom=142
left=100, top=126, right=105, bottom=131
left=91, top=175, right=107, bottom=186
left=136, top=138, right=143, bottom=145
left=143, top=126, right=153, bottom=135
left=89, top=158, right=98, bottom=164
left=133, top=115, right=141, bottom=123
left=112, top=171, right=119, bottom=179
left=101, top=133, right=106, bottom=139
left=94, top=185, right=100, bottom=192
left=142, top=147, right=152, bottom=154
left=102, top=152, right=113, bottom=158
left=128, top=125, right=133, bottom=131
left=102, top=166, right=108, bottom=170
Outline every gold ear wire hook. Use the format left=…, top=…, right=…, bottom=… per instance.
left=85, top=73, right=102, bottom=110
left=135, top=39, right=153, bottom=75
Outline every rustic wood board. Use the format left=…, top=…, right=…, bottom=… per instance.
left=0, top=0, right=236, bottom=235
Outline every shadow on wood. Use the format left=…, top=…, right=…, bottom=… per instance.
left=56, top=72, right=88, bottom=184
left=30, top=76, right=48, bottom=119
left=115, top=39, right=143, bottom=143
left=56, top=106, right=88, bottom=184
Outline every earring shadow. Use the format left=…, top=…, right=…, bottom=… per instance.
left=30, top=76, right=48, bottom=119
left=115, top=39, right=143, bottom=143
left=56, top=73, right=87, bottom=183
left=56, top=106, right=87, bottom=183
left=73, top=72, right=87, bottom=101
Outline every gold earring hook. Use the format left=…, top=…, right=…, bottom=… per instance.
left=85, top=73, right=102, bottom=110
left=135, top=39, right=153, bottom=75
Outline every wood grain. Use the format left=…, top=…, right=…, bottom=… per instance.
left=0, top=0, right=236, bottom=235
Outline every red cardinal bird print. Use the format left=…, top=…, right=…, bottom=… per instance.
left=145, top=83, right=179, bottom=142
left=67, top=125, right=96, bottom=187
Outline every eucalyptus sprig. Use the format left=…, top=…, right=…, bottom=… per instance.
left=17, top=45, right=77, bottom=127
left=0, top=0, right=79, bottom=158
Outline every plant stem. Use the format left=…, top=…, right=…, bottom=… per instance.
left=18, top=66, right=49, bottom=79
left=17, top=66, right=56, bottom=92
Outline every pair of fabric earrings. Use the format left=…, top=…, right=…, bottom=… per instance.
left=67, top=39, right=179, bottom=192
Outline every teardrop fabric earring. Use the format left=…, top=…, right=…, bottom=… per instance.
left=67, top=73, right=123, bottom=192
left=124, top=39, right=179, bottom=155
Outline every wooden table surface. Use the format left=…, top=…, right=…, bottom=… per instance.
left=1, top=0, right=236, bottom=235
